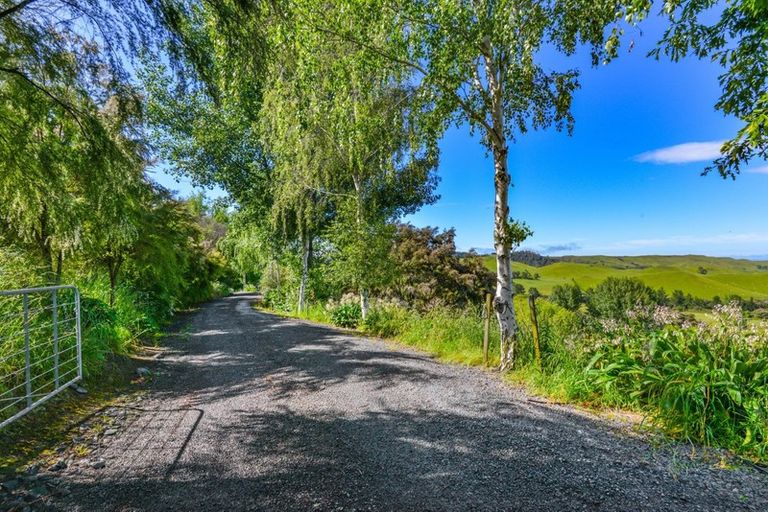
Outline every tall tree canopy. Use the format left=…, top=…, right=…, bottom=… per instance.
left=250, top=4, right=440, bottom=317
left=294, top=0, right=635, bottom=368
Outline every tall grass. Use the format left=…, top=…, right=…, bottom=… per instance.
left=367, top=305, right=501, bottom=366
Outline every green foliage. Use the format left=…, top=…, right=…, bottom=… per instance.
left=500, top=219, right=533, bottom=250
left=550, top=282, right=585, bottom=311
left=588, top=277, right=656, bottom=320
left=387, top=224, right=494, bottom=310
left=1, top=0, right=159, bottom=146
left=259, top=257, right=300, bottom=312
left=326, top=207, right=397, bottom=296
left=361, top=302, right=411, bottom=338
left=141, top=60, right=271, bottom=211
left=587, top=323, right=768, bottom=457
left=514, top=297, right=586, bottom=370
left=0, top=182, right=236, bottom=425
left=329, top=302, right=363, bottom=329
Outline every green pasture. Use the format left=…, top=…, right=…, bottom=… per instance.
left=481, top=255, right=768, bottom=300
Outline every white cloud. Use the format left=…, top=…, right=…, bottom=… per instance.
left=635, top=141, right=724, bottom=164
left=747, top=165, right=768, bottom=174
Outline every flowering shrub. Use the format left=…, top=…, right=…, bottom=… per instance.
left=586, top=303, right=768, bottom=458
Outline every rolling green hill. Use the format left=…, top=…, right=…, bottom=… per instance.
left=480, top=255, right=768, bottom=300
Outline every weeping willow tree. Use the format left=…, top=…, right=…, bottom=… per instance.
left=0, top=0, right=227, bottom=283
left=0, top=55, right=145, bottom=282
left=258, top=4, right=440, bottom=317
left=258, top=35, right=334, bottom=312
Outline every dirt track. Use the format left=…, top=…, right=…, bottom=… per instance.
left=54, top=293, right=768, bottom=511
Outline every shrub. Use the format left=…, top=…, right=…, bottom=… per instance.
left=588, top=277, right=656, bottom=320
left=329, top=302, right=362, bottom=328
left=549, top=282, right=584, bottom=311
left=262, top=288, right=294, bottom=313
left=586, top=309, right=768, bottom=458
left=80, top=297, right=117, bottom=329
left=387, top=224, right=494, bottom=311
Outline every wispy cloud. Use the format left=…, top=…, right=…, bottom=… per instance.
left=635, top=141, right=724, bottom=164
left=747, top=165, right=768, bottom=175
left=541, top=242, right=581, bottom=254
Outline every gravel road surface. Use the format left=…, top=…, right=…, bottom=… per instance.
left=54, top=293, right=768, bottom=511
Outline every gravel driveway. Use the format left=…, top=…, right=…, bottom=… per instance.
left=54, top=293, right=767, bottom=511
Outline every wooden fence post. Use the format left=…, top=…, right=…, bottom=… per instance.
left=483, top=293, right=492, bottom=367
left=528, top=294, right=542, bottom=368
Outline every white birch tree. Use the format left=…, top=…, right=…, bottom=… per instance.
left=298, top=0, right=636, bottom=368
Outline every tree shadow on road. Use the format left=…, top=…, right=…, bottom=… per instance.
left=57, top=403, right=768, bottom=511
left=150, top=296, right=449, bottom=405
left=53, top=295, right=768, bottom=511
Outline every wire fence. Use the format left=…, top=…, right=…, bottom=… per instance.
left=0, top=285, right=82, bottom=429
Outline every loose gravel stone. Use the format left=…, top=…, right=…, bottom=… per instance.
left=28, top=487, right=47, bottom=500
left=47, top=293, right=768, bottom=511
left=1, top=481, right=20, bottom=492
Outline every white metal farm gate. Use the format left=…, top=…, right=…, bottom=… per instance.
left=0, top=285, right=82, bottom=429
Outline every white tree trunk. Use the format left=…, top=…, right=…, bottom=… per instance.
left=298, top=231, right=311, bottom=313
left=351, top=174, right=369, bottom=321
left=360, top=289, right=369, bottom=320
left=483, top=41, right=519, bottom=371
left=493, top=143, right=518, bottom=371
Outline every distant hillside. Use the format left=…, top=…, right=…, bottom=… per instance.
left=458, top=250, right=556, bottom=266
left=511, top=250, right=557, bottom=267
left=479, top=254, right=768, bottom=300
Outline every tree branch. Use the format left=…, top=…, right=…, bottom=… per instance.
left=0, top=66, right=86, bottom=131
left=305, top=8, right=498, bottom=146
left=0, top=0, right=39, bottom=19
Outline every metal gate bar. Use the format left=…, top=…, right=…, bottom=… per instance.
left=0, top=285, right=82, bottom=429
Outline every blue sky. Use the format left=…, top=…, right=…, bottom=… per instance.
left=154, top=14, right=768, bottom=258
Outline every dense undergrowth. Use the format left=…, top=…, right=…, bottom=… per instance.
left=0, top=233, right=234, bottom=426
left=267, top=289, right=768, bottom=462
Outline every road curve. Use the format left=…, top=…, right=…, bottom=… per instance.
left=57, top=293, right=768, bottom=511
